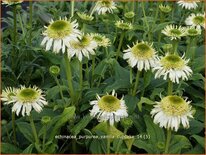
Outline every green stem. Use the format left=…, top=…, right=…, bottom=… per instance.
left=116, top=32, right=125, bottom=59
left=90, top=3, right=97, bottom=16
left=17, top=11, right=25, bottom=38
left=42, top=125, right=47, bottom=151
left=85, top=59, right=89, bottom=81
left=172, top=40, right=178, bottom=54
left=164, top=129, right=172, bottom=153
left=91, top=55, right=95, bottom=87
left=29, top=115, right=39, bottom=144
left=132, top=71, right=141, bottom=96
left=29, top=1, right=33, bottom=45
left=12, top=5, right=17, bottom=70
left=53, top=76, right=65, bottom=103
left=70, top=0, right=75, bottom=18
left=79, top=60, right=83, bottom=93
left=64, top=55, right=74, bottom=100
left=141, top=2, right=149, bottom=32
left=168, top=80, right=173, bottom=95
left=12, top=112, right=17, bottom=145
left=130, top=67, right=133, bottom=85
left=115, top=128, right=127, bottom=153
left=106, top=122, right=111, bottom=154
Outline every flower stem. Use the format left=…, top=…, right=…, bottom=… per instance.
left=115, top=128, right=127, bottom=153
left=42, top=125, right=47, bottom=151
left=107, top=122, right=111, bottom=154
left=132, top=71, right=141, bottom=96
left=53, top=76, right=65, bottom=103
left=141, top=2, right=149, bottom=33
left=64, top=55, right=74, bottom=100
left=90, top=3, right=97, bottom=16
left=29, top=1, right=33, bottom=46
left=70, top=0, right=75, bottom=18
left=29, top=115, right=39, bottom=144
left=172, top=40, right=178, bottom=55
left=116, top=32, right=125, bottom=59
left=12, top=112, right=17, bottom=145
left=12, top=5, right=17, bottom=70
left=164, top=129, right=171, bottom=153
left=91, top=55, right=95, bottom=87
left=168, top=80, right=173, bottom=95
left=79, top=60, right=83, bottom=93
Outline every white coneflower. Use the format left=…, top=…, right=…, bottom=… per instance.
left=67, top=34, right=97, bottom=61
left=10, top=86, right=47, bottom=116
left=162, top=25, right=186, bottom=40
left=177, top=0, right=199, bottom=10
left=151, top=95, right=193, bottom=131
left=77, top=12, right=94, bottom=22
left=123, top=41, right=159, bottom=71
left=90, top=33, right=111, bottom=47
left=94, top=0, right=117, bottom=15
left=41, top=17, right=81, bottom=54
left=2, top=0, right=23, bottom=5
left=1, top=87, right=17, bottom=105
left=90, top=90, right=128, bottom=126
left=159, top=4, right=172, bottom=13
left=152, top=54, right=193, bottom=83
left=115, top=20, right=133, bottom=31
left=185, top=13, right=205, bottom=29
left=185, top=26, right=201, bottom=36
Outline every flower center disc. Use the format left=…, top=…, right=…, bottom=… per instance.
left=193, top=16, right=204, bottom=24
left=98, top=95, right=121, bottom=112
left=18, top=88, right=39, bottom=103
left=47, top=20, right=72, bottom=39
left=161, top=55, right=184, bottom=69
left=161, top=96, right=189, bottom=116
left=132, top=43, right=153, bottom=58
left=101, top=0, right=112, bottom=7
left=170, top=29, right=182, bottom=35
left=188, top=29, right=198, bottom=35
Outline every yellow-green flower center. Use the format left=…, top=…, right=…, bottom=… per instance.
left=132, top=43, right=154, bottom=59
left=72, top=36, right=91, bottom=49
left=49, top=65, right=60, bottom=76
left=93, top=35, right=104, bottom=42
left=17, top=88, right=39, bottom=103
left=161, top=55, right=185, bottom=69
left=193, top=16, right=204, bottom=25
left=101, top=0, right=112, bottom=7
left=98, top=95, right=121, bottom=112
left=187, top=28, right=200, bottom=36
left=161, top=96, right=189, bottom=116
left=170, top=29, right=182, bottom=35
left=47, top=20, right=72, bottom=39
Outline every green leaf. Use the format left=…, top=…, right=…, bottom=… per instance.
left=124, top=95, right=139, bottom=114
left=92, top=122, right=134, bottom=149
left=48, top=106, right=76, bottom=141
left=191, top=135, right=205, bottom=148
left=1, top=143, right=22, bottom=153
left=22, top=144, right=34, bottom=154
left=71, top=114, right=93, bottom=135
left=133, top=139, right=154, bottom=153
left=16, top=122, right=34, bottom=143
left=144, top=115, right=165, bottom=146
left=137, top=97, right=155, bottom=111
left=169, top=135, right=191, bottom=153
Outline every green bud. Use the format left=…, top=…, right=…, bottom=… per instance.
left=121, top=117, right=133, bottom=129
left=49, top=65, right=60, bottom=76
left=1, top=120, right=7, bottom=126
left=41, top=116, right=51, bottom=125
left=124, top=11, right=135, bottom=19
left=159, top=4, right=172, bottom=13
left=162, top=44, right=173, bottom=52
left=157, top=142, right=165, bottom=149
